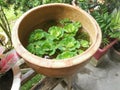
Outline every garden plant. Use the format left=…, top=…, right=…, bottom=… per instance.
left=0, top=6, right=19, bottom=76
left=27, top=18, right=90, bottom=59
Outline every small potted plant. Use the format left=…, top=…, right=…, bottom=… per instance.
left=90, top=4, right=120, bottom=66
left=75, top=0, right=120, bottom=66
left=0, top=6, right=21, bottom=90
left=12, top=3, right=101, bottom=77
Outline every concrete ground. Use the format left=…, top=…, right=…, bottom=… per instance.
left=54, top=52, right=120, bottom=90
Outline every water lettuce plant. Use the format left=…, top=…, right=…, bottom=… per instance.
left=27, top=18, right=90, bottom=60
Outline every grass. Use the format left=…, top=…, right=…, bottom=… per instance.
left=21, top=74, right=43, bottom=90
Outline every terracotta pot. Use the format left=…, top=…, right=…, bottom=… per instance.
left=12, top=3, right=101, bottom=77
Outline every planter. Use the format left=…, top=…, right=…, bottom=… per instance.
left=109, top=41, right=120, bottom=61
left=12, top=3, right=101, bottom=77
left=94, top=39, right=118, bottom=60
left=0, top=65, right=21, bottom=90
left=90, top=39, right=118, bottom=66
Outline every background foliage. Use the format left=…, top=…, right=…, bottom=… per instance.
left=0, top=0, right=72, bottom=14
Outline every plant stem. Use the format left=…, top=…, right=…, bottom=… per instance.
left=0, top=6, right=12, bottom=49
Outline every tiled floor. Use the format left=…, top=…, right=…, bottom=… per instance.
left=54, top=53, right=120, bottom=90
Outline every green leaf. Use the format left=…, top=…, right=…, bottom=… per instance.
left=56, top=51, right=77, bottom=59
left=27, top=40, right=56, bottom=57
left=48, top=26, right=64, bottom=39
left=60, top=18, right=72, bottom=25
left=28, top=29, right=47, bottom=43
left=58, top=37, right=80, bottom=51
left=27, top=41, right=44, bottom=56
left=45, top=33, right=55, bottom=41
left=73, top=21, right=82, bottom=29
left=40, top=40, right=56, bottom=56
left=64, top=23, right=77, bottom=33
left=64, top=22, right=81, bottom=34
left=80, top=40, right=90, bottom=48
left=77, top=49, right=84, bottom=54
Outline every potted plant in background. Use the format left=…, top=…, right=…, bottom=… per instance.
left=75, top=0, right=120, bottom=66
left=90, top=5, right=120, bottom=66
left=0, top=6, right=21, bottom=90
left=107, top=8, right=120, bottom=62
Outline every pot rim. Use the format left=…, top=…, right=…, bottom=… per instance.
left=12, top=3, right=102, bottom=68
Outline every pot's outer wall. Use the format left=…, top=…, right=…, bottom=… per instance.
left=12, top=3, right=102, bottom=77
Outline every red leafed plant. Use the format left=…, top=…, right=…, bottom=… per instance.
left=0, top=46, right=19, bottom=74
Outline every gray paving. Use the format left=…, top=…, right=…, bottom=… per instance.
left=54, top=53, right=120, bottom=90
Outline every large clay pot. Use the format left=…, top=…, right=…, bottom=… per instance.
left=12, top=3, right=101, bottom=77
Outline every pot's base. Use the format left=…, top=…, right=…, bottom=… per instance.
left=0, top=69, right=13, bottom=90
